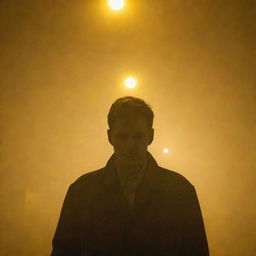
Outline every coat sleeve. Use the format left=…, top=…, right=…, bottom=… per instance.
left=50, top=184, right=81, bottom=256
left=179, top=184, right=210, bottom=256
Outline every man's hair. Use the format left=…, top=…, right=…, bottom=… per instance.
left=108, top=96, right=154, bottom=129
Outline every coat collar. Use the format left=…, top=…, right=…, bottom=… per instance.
left=101, top=151, right=160, bottom=216
left=103, top=151, right=159, bottom=191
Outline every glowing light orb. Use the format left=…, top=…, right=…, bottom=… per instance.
left=163, top=148, right=169, bottom=154
left=124, top=77, right=137, bottom=88
left=108, top=0, right=125, bottom=10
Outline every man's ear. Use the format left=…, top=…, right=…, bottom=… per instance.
left=107, top=129, right=113, bottom=145
left=148, top=128, right=154, bottom=145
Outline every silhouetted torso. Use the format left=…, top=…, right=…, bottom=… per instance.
left=51, top=152, right=209, bottom=256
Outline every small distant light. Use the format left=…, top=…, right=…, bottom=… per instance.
left=163, top=148, right=169, bottom=154
left=108, top=0, right=125, bottom=10
left=124, top=77, right=137, bottom=88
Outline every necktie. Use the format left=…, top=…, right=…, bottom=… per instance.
left=123, top=175, right=138, bottom=207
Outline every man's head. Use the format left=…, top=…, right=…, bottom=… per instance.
left=107, top=96, right=154, bottom=170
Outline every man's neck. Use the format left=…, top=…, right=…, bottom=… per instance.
left=114, top=156, right=146, bottom=177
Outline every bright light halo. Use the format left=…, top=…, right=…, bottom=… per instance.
left=124, top=77, right=137, bottom=88
left=108, top=0, right=125, bottom=10
left=163, top=148, right=169, bottom=154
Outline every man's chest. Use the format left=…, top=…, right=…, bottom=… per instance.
left=77, top=186, right=183, bottom=255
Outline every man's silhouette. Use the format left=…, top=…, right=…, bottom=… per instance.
left=50, top=96, right=209, bottom=256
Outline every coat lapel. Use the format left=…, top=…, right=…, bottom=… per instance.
left=132, top=152, right=160, bottom=219
left=102, top=152, right=160, bottom=219
left=102, top=154, right=131, bottom=213
left=86, top=152, right=162, bottom=254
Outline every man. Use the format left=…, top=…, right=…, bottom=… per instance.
left=50, top=96, right=209, bottom=256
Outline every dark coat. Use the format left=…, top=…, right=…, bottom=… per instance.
left=51, top=152, right=209, bottom=256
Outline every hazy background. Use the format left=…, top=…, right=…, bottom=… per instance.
left=1, top=0, right=255, bottom=255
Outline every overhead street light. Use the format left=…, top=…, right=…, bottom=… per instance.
left=108, top=0, right=125, bottom=11
left=124, top=77, right=137, bottom=88
left=163, top=148, right=169, bottom=154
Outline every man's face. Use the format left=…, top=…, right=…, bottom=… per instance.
left=107, top=116, right=154, bottom=168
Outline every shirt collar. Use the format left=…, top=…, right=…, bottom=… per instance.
left=116, top=157, right=148, bottom=188
left=103, top=151, right=159, bottom=190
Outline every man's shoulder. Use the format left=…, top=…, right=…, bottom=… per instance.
left=156, top=166, right=194, bottom=189
left=76, top=168, right=106, bottom=182
left=69, top=168, right=105, bottom=190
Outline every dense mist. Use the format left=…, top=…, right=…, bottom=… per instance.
left=1, top=1, right=255, bottom=255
